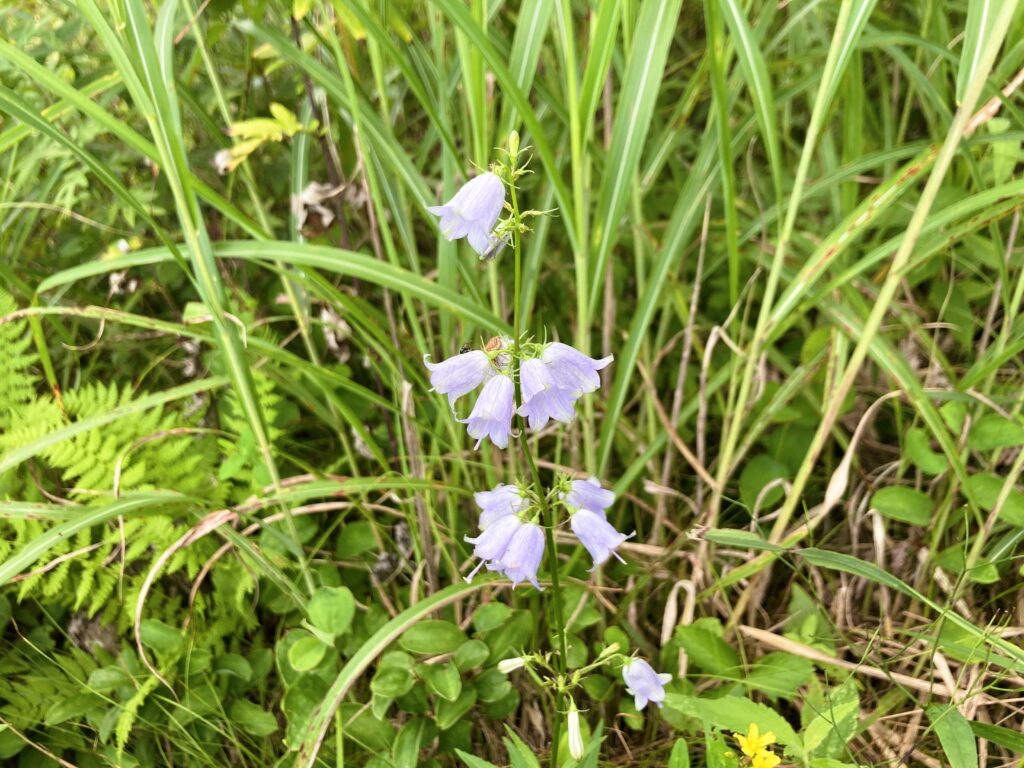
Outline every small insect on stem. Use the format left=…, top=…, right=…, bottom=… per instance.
left=459, top=343, right=473, bottom=354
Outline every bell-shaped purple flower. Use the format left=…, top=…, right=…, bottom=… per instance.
left=540, top=342, right=613, bottom=396
left=491, top=521, right=545, bottom=589
left=462, top=373, right=515, bottom=449
left=475, top=483, right=529, bottom=529
left=464, top=513, right=522, bottom=582
left=517, top=358, right=577, bottom=430
left=622, top=658, right=671, bottom=711
left=427, top=172, right=505, bottom=256
left=563, top=476, right=616, bottom=517
left=570, top=508, right=633, bottom=570
left=424, top=350, right=493, bottom=410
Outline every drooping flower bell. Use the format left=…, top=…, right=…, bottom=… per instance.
left=570, top=508, right=633, bottom=570
left=621, top=657, right=671, bottom=711
left=516, top=358, right=577, bottom=430
left=464, top=513, right=522, bottom=582
left=562, top=476, right=616, bottom=517
left=464, top=513, right=544, bottom=589
left=490, top=520, right=545, bottom=589
left=539, top=342, right=613, bottom=397
left=474, top=483, right=529, bottom=528
left=462, top=373, right=516, bottom=449
left=424, top=349, right=493, bottom=411
left=427, top=171, right=505, bottom=256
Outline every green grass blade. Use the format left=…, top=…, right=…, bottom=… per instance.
left=717, top=0, right=783, bottom=202
left=497, top=0, right=555, bottom=137
left=587, top=0, right=685, bottom=314
left=957, top=0, right=999, bottom=105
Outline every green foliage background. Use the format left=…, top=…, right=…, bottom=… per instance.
left=2, top=1, right=1024, bottom=766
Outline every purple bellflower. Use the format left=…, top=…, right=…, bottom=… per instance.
left=563, top=476, right=616, bottom=518
left=474, top=483, right=529, bottom=529
left=424, top=350, right=493, bottom=411
left=462, top=373, right=515, bottom=449
left=490, top=521, right=545, bottom=589
left=464, top=514, right=522, bottom=582
left=427, top=172, right=505, bottom=256
left=540, top=342, right=613, bottom=397
left=622, top=658, right=672, bottom=711
left=570, top=508, right=633, bottom=569
left=517, top=358, right=577, bottom=430
left=465, top=514, right=544, bottom=589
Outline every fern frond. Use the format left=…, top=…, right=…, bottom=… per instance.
left=0, top=288, right=40, bottom=432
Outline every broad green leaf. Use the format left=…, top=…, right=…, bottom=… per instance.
left=668, top=738, right=691, bottom=768
left=504, top=728, right=543, bottom=768
left=229, top=699, right=278, bottom=737
left=371, top=666, right=416, bottom=699
left=739, top=455, right=789, bottom=511
left=421, top=660, right=462, bottom=703
left=45, top=694, right=102, bottom=726
left=964, top=473, right=1024, bottom=527
left=339, top=702, right=395, bottom=751
left=453, top=639, right=491, bottom=672
left=905, top=427, right=947, bottom=475
left=139, top=619, right=184, bottom=656
left=664, top=694, right=804, bottom=759
left=802, top=680, right=859, bottom=757
left=871, top=486, right=932, bottom=526
left=436, top=688, right=477, bottom=731
left=336, top=521, right=379, bottom=558
left=746, top=653, right=815, bottom=699
left=288, top=633, right=329, bottom=672
left=474, top=669, right=512, bottom=704
left=967, top=413, right=1024, bottom=452
left=400, top=619, right=467, bottom=655
left=926, top=704, right=977, bottom=768
left=294, top=580, right=491, bottom=764
left=392, top=718, right=436, bottom=768
left=307, top=586, right=356, bottom=636
left=456, top=750, right=500, bottom=768
left=675, top=622, right=740, bottom=676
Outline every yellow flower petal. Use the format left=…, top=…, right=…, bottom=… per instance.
left=752, top=751, right=781, bottom=768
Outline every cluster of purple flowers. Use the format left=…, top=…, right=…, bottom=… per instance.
left=464, top=477, right=633, bottom=588
left=426, top=170, right=672, bottom=722
left=464, top=483, right=545, bottom=588
left=424, top=341, right=612, bottom=449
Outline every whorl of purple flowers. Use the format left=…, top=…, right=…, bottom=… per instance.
left=424, top=342, right=612, bottom=449
left=465, top=477, right=632, bottom=588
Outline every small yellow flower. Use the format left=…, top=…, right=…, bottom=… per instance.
left=735, top=723, right=777, bottom=758
left=751, top=751, right=781, bottom=768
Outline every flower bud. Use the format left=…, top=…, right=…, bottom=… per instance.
left=508, top=130, right=520, bottom=157
left=497, top=656, right=526, bottom=674
left=567, top=699, right=584, bottom=761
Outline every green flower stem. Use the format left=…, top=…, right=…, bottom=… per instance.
left=508, top=158, right=568, bottom=768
